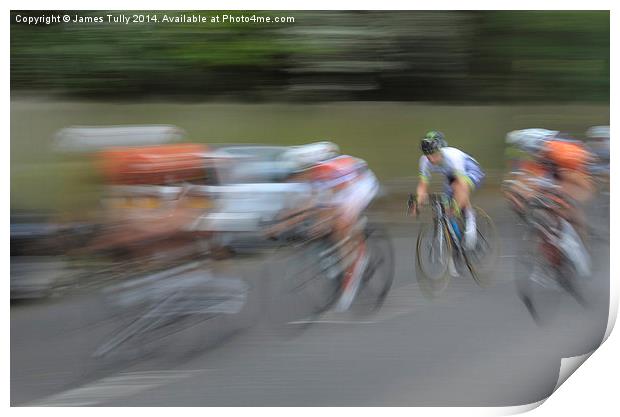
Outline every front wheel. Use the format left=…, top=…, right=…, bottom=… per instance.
left=416, top=220, right=451, bottom=297
left=352, top=224, right=395, bottom=315
left=267, top=238, right=342, bottom=336
left=514, top=230, right=563, bottom=326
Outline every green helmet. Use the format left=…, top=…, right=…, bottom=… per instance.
left=421, top=131, right=448, bottom=155
left=423, top=131, right=447, bottom=147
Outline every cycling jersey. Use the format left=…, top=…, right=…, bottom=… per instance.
left=306, top=155, right=379, bottom=224
left=543, top=140, right=591, bottom=173
left=418, top=147, right=485, bottom=191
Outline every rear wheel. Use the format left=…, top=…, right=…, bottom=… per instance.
left=466, top=207, right=499, bottom=288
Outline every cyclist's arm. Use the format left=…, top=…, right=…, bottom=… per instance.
left=417, top=156, right=431, bottom=204
left=416, top=180, right=428, bottom=202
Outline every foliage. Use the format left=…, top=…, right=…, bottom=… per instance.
left=10, top=11, right=609, bottom=102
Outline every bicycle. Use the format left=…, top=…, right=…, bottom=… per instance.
left=586, top=158, right=610, bottom=244
left=513, top=180, right=592, bottom=324
left=408, top=193, right=498, bottom=297
left=267, top=215, right=394, bottom=335
left=92, top=261, right=257, bottom=361
left=502, top=172, right=536, bottom=222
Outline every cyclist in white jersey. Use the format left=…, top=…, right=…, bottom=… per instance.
left=413, top=131, right=485, bottom=250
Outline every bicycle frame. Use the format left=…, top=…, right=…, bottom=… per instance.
left=414, top=190, right=499, bottom=291
left=428, top=194, right=462, bottom=257
left=428, top=193, right=480, bottom=279
left=527, top=195, right=590, bottom=279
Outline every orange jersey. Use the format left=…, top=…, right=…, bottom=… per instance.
left=303, top=155, right=365, bottom=183
left=543, top=140, right=591, bottom=173
left=98, top=143, right=208, bottom=185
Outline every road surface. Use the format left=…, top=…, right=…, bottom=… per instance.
left=11, top=191, right=610, bottom=406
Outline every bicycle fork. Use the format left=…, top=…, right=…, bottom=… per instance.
left=432, top=219, right=447, bottom=262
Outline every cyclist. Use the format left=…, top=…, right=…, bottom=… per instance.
left=506, top=129, right=595, bottom=235
left=503, top=129, right=558, bottom=217
left=305, top=155, right=380, bottom=310
left=507, top=129, right=596, bottom=279
left=411, top=131, right=485, bottom=250
left=585, top=125, right=610, bottom=179
left=269, top=142, right=380, bottom=312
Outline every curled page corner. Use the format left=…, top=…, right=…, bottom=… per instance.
left=494, top=399, right=547, bottom=416
left=489, top=351, right=597, bottom=417
left=603, top=295, right=618, bottom=344
left=553, top=351, right=594, bottom=393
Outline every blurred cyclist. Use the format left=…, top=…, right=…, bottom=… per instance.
left=411, top=131, right=485, bottom=250
left=585, top=125, right=610, bottom=181
left=503, top=129, right=558, bottom=217
left=505, top=128, right=597, bottom=284
left=270, top=142, right=380, bottom=312
left=505, top=129, right=595, bottom=239
left=544, top=136, right=595, bottom=201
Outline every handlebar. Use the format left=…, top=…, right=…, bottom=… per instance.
left=407, top=192, right=452, bottom=217
left=407, top=193, right=416, bottom=208
left=406, top=193, right=417, bottom=216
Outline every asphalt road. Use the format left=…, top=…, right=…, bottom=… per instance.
left=11, top=192, right=610, bottom=407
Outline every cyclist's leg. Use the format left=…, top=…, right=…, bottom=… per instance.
left=445, top=178, right=470, bottom=228
left=331, top=208, right=366, bottom=311
left=332, top=178, right=376, bottom=311
left=457, top=163, right=485, bottom=249
left=442, top=181, right=460, bottom=276
left=451, top=178, right=471, bottom=210
left=557, top=170, right=594, bottom=240
left=451, top=179, right=476, bottom=249
left=452, top=160, right=485, bottom=212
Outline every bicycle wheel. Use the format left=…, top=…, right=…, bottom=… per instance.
left=466, top=206, right=499, bottom=288
left=416, top=220, right=451, bottom=297
left=352, top=223, right=395, bottom=315
left=268, top=238, right=342, bottom=334
left=92, top=267, right=254, bottom=361
left=514, top=230, right=563, bottom=326
left=92, top=290, right=187, bottom=361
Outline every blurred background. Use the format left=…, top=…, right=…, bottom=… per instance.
left=11, top=11, right=610, bottom=101
left=10, top=10, right=610, bottom=407
left=11, top=10, right=610, bottom=212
